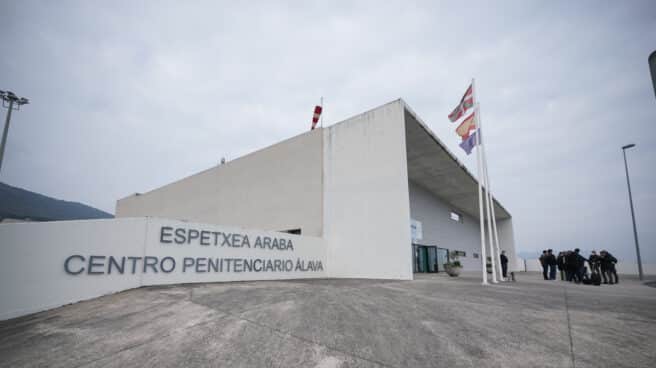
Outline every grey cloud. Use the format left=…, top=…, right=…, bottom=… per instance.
left=1, top=0, right=655, bottom=262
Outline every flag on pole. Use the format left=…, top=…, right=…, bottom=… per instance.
left=448, top=84, right=474, bottom=122
left=311, top=105, right=323, bottom=130
left=459, top=129, right=480, bottom=155
left=455, top=112, right=476, bottom=139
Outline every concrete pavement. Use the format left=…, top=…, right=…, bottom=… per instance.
left=1, top=272, right=655, bottom=368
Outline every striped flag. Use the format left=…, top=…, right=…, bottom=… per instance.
left=448, top=84, right=474, bottom=122
left=311, top=105, right=322, bottom=130
left=459, top=129, right=479, bottom=155
left=455, top=112, right=477, bottom=139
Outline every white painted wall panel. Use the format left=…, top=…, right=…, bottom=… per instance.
left=409, top=181, right=517, bottom=272
left=116, top=129, right=324, bottom=236
left=0, top=218, right=326, bottom=320
left=408, top=181, right=483, bottom=271
left=141, top=218, right=326, bottom=285
left=0, top=218, right=146, bottom=320
left=496, top=218, right=517, bottom=271
left=323, top=100, right=413, bottom=280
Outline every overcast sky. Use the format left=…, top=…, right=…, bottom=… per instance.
left=2, top=1, right=655, bottom=262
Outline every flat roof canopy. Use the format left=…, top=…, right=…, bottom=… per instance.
left=403, top=103, right=511, bottom=221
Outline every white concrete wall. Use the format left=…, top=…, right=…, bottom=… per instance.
left=116, top=128, right=324, bottom=237
left=323, top=100, right=413, bottom=280
left=496, top=218, right=518, bottom=271
left=408, top=182, right=518, bottom=272
left=522, top=258, right=543, bottom=272
left=615, top=262, right=656, bottom=276
left=0, top=218, right=326, bottom=321
left=408, top=181, right=483, bottom=271
left=0, top=218, right=145, bottom=320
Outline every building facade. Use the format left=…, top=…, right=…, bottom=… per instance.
left=0, top=99, right=517, bottom=320
left=116, top=99, right=517, bottom=279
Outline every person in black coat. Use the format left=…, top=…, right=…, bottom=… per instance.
left=588, top=251, right=601, bottom=275
left=600, top=250, right=619, bottom=284
left=573, top=248, right=586, bottom=283
left=539, top=250, right=548, bottom=280
left=500, top=251, right=509, bottom=278
left=565, top=251, right=578, bottom=282
left=557, top=252, right=566, bottom=280
left=546, top=249, right=557, bottom=280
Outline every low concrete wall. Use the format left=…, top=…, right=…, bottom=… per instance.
left=0, top=218, right=326, bottom=321
left=519, top=258, right=656, bottom=275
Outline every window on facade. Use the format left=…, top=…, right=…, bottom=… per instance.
left=473, top=253, right=479, bottom=259
left=454, top=250, right=466, bottom=257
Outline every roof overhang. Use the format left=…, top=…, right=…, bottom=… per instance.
left=403, top=101, right=511, bottom=221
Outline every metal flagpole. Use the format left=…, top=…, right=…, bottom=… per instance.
left=485, top=180, right=499, bottom=283
left=472, top=79, right=488, bottom=285
left=320, top=97, right=324, bottom=128
left=478, top=105, right=498, bottom=283
left=482, top=141, right=505, bottom=281
left=476, top=89, right=504, bottom=281
left=476, top=109, right=487, bottom=285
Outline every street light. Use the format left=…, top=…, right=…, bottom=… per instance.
left=0, top=90, right=30, bottom=174
left=621, top=143, right=643, bottom=281
left=649, top=50, right=656, bottom=99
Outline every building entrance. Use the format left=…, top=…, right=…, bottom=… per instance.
left=413, top=244, right=449, bottom=273
left=436, top=247, right=449, bottom=271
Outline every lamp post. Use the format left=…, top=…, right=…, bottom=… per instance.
left=621, top=143, right=643, bottom=281
left=649, top=50, right=656, bottom=99
left=0, top=90, right=29, bottom=174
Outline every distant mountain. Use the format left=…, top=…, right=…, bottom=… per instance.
left=0, top=182, right=113, bottom=222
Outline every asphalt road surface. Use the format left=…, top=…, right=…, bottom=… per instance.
left=1, top=272, right=655, bottom=368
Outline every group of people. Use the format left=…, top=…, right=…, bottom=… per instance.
left=539, top=248, right=619, bottom=285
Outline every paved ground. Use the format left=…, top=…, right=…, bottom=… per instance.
left=1, top=272, right=655, bottom=368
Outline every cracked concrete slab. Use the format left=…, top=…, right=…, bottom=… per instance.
left=1, top=273, right=655, bottom=368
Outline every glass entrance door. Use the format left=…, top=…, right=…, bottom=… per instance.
left=426, top=246, right=437, bottom=272
left=436, top=248, right=449, bottom=272
left=413, top=244, right=438, bottom=273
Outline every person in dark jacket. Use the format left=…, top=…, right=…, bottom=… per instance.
left=599, top=250, right=610, bottom=284
left=500, top=251, right=509, bottom=278
left=546, top=249, right=557, bottom=280
left=565, top=250, right=578, bottom=282
left=556, top=252, right=566, bottom=280
left=539, top=250, right=548, bottom=280
left=588, top=251, right=601, bottom=276
left=600, top=250, right=619, bottom=284
left=573, top=248, right=586, bottom=283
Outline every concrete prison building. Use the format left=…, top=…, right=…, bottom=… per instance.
left=0, top=99, right=517, bottom=320
left=116, top=99, right=517, bottom=279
